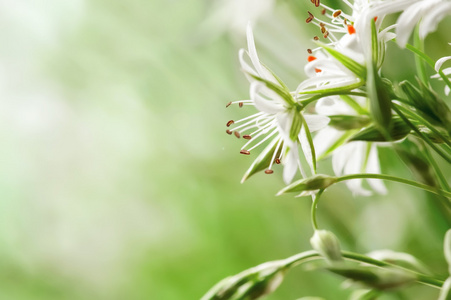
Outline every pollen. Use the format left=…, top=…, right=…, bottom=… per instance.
left=347, top=25, right=356, bottom=35
left=239, top=102, right=243, bottom=108
left=234, top=131, right=241, bottom=138
left=226, top=130, right=232, bottom=135
left=311, top=0, right=320, bottom=7
left=243, top=135, right=252, bottom=140
left=265, top=169, right=274, bottom=174
left=323, top=31, right=329, bottom=39
left=333, top=10, right=342, bottom=18
left=275, top=158, right=281, bottom=164
left=307, top=55, right=317, bottom=62
left=307, top=49, right=313, bottom=54
left=227, top=120, right=234, bottom=127
left=313, top=36, right=319, bottom=41
left=226, top=101, right=232, bottom=108
left=240, top=150, right=250, bottom=155
left=321, top=8, right=326, bottom=15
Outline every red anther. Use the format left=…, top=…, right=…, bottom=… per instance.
left=243, top=135, right=252, bottom=140
left=314, top=0, right=320, bottom=7
left=226, top=130, right=232, bottom=135
left=226, top=120, right=234, bottom=127
left=347, top=25, right=356, bottom=35
left=275, top=158, right=281, bottom=164
left=265, top=169, right=274, bottom=174
left=374, top=16, right=378, bottom=22
left=313, top=36, right=319, bottom=41
left=234, top=131, right=240, bottom=138
left=321, top=26, right=326, bottom=34
left=315, top=68, right=322, bottom=73
left=240, top=150, right=250, bottom=155
left=323, top=31, right=329, bottom=39
left=307, top=56, right=317, bottom=62
left=307, top=49, right=313, bottom=54
left=321, top=8, right=326, bottom=15
left=239, top=102, right=243, bottom=108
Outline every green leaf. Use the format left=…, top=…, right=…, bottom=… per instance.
left=319, top=43, right=367, bottom=79
left=241, top=138, right=282, bottom=182
left=349, top=118, right=411, bottom=142
left=328, top=115, right=371, bottom=131
left=290, top=111, right=303, bottom=141
left=371, top=19, right=378, bottom=66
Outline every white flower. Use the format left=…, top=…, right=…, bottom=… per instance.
left=395, top=0, right=451, bottom=48
left=227, top=24, right=330, bottom=184
left=313, top=97, right=387, bottom=197
left=432, top=46, right=451, bottom=95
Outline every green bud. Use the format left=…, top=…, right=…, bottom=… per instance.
left=276, top=174, right=337, bottom=196
left=349, top=289, right=380, bottom=300
left=349, top=118, right=411, bottom=142
left=327, top=266, right=416, bottom=291
left=367, top=59, right=392, bottom=133
left=438, top=277, right=451, bottom=300
left=328, top=115, right=371, bottom=131
left=310, top=230, right=342, bottom=262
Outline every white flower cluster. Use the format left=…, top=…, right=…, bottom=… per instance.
left=224, top=0, right=451, bottom=197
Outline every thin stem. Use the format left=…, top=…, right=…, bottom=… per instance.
left=392, top=105, right=451, bottom=164
left=299, top=91, right=367, bottom=107
left=283, top=250, right=444, bottom=288
left=336, top=173, right=451, bottom=199
left=311, top=189, right=325, bottom=230
left=404, top=43, right=451, bottom=91
left=423, top=144, right=451, bottom=193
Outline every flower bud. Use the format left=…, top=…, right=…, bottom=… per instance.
left=310, top=230, right=342, bottom=262
left=277, top=174, right=337, bottom=196
left=438, top=277, right=451, bottom=300
left=367, top=249, right=428, bottom=274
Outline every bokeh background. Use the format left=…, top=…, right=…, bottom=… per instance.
left=0, top=0, right=450, bottom=299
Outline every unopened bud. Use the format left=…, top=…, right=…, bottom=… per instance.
left=367, top=249, right=428, bottom=274
left=277, top=174, right=337, bottom=196
left=310, top=230, right=342, bottom=262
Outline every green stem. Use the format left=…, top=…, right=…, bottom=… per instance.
left=414, top=26, right=428, bottom=85
left=336, top=173, right=451, bottom=199
left=311, top=189, right=324, bottom=230
left=405, top=43, right=451, bottom=91
left=392, top=105, right=451, bottom=164
left=284, top=250, right=444, bottom=288
left=299, top=91, right=367, bottom=107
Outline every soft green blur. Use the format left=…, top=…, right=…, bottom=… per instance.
left=0, top=0, right=449, bottom=299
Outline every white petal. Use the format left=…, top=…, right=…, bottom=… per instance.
left=365, top=145, right=387, bottom=195
left=300, top=127, right=314, bottom=174
left=395, top=2, right=429, bottom=48
left=315, top=97, right=356, bottom=115
left=239, top=49, right=258, bottom=78
left=446, top=85, right=450, bottom=96
left=304, top=114, right=330, bottom=132
left=246, top=23, right=266, bottom=80
left=313, top=127, right=342, bottom=158
left=419, top=2, right=451, bottom=40
left=435, top=56, right=451, bottom=72
left=332, top=143, right=354, bottom=176
left=283, top=146, right=299, bottom=184
left=275, top=111, right=295, bottom=144
left=250, top=82, right=283, bottom=114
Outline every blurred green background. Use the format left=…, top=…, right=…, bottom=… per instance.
left=0, top=0, right=449, bottom=299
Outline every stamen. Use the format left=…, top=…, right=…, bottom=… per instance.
left=313, top=0, right=320, bottom=7
left=275, top=158, right=281, bottom=164
left=248, top=129, right=278, bottom=151
left=321, top=26, right=326, bottom=34
left=243, top=135, right=252, bottom=140
left=323, top=31, right=329, bottom=39
left=347, top=24, right=356, bottom=35
left=314, top=36, right=319, bottom=41
left=321, top=8, right=326, bottom=15
left=226, top=101, right=232, bottom=108
left=234, top=131, right=241, bottom=138
left=268, top=138, right=283, bottom=171
left=374, top=16, right=378, bottom=22
left=307, top=49, right=313, bottom=54
left=306, top=11, right=314, bottom=23
left=240, top=150, right=250, bottom=155
left=226, top=130, right=232, bottom=135
left=239, top=102, right=243, bottom=108
left=227, top=120, right=234, bottom=127
left=265, top=170, right=274, bottom=174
